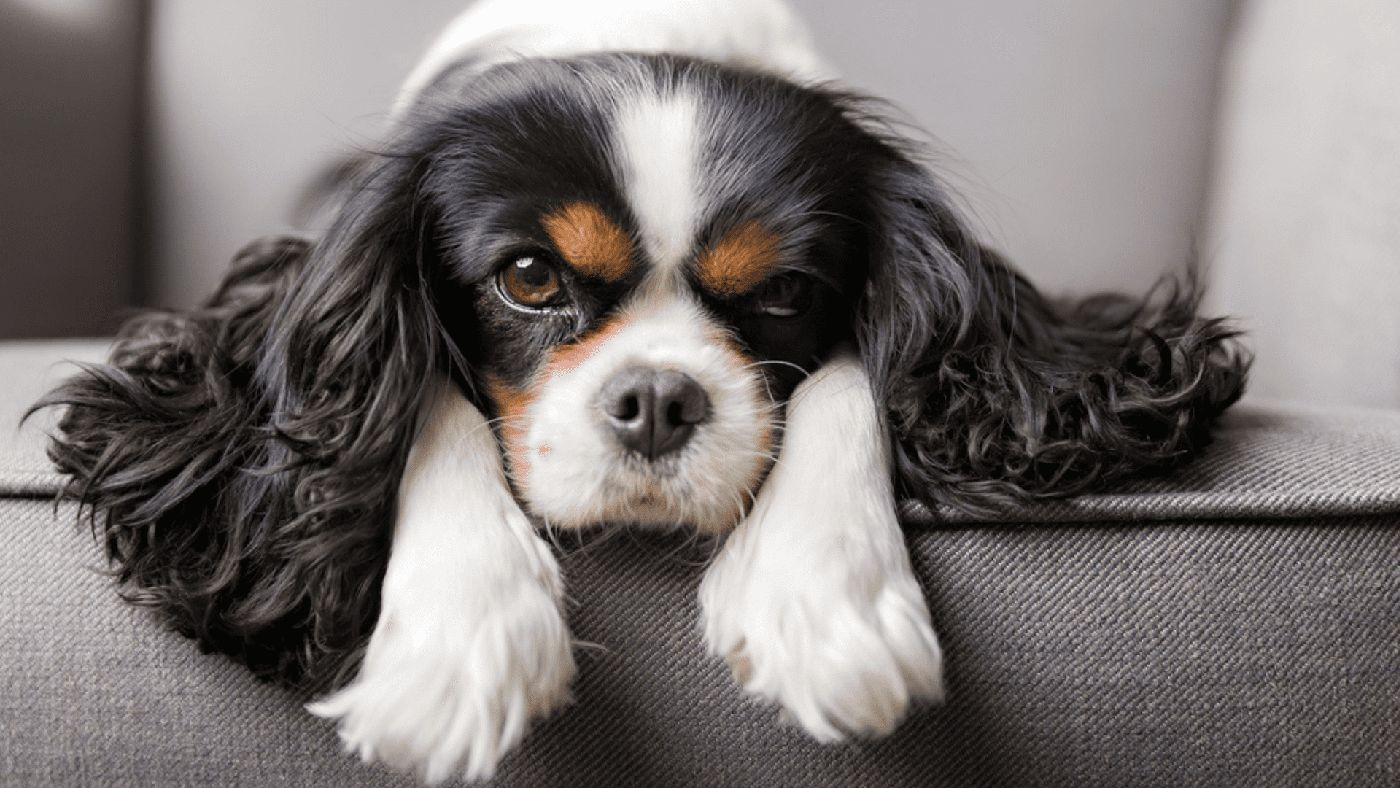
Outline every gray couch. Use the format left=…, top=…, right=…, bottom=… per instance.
left=7, top=2, right=1399, bottom=783
left=4, top=340, right=1398, bottom=785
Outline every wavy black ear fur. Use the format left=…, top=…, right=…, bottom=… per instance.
left=856, top=148, right=1250, bottom=516
left=35, top=153, right=445, bottom=692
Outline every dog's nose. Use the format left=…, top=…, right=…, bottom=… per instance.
left=599, top=367, right=709, bottom=459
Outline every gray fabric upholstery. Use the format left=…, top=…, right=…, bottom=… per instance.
left=5, top=504, right=1399, bottom=786
left=916, top=399, right=1400, bottom=524
left=3, top=340, right=1399, bottom=786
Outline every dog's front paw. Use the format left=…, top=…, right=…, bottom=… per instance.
left=699, top=518, right=944, bottom=742
left=308, top=547, right=575, bottom=784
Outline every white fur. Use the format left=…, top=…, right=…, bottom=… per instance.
left=513, top=77, right=773, bottom=534
left=699, top=354, right=945, bottom=740
left=520, top=289, right=771, bottom=533
left=308, top=381, right=575, bottom=784
left=615, top=89, right=703, bottom=274
left=392, top=0, right=832, bottom=119
left=308, top=2, right=942, bottom=781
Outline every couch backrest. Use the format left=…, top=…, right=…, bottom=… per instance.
left=0, top=0, right=142, bottom=339
left=141, top=0, right=1231, bottom=307
left=2, top=2, right=1235, bottom=356
left=1208, top=0, right=1400, bottom=408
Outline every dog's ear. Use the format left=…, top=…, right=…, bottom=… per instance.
left=854, top=150, right=1249, bottom=515
left=38, top=150, right=451, bottom=691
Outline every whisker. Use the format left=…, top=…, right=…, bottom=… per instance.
left=740, top=358, right=810, bottom=377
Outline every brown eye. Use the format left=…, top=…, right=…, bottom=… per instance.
left=752, top=273, right=814, bottom=318
left=498, top=255, right=564, bottom=309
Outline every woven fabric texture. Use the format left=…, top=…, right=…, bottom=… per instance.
left=3, top=500, right=1398, bottom=786
left=915, top=402, right=1400, bottom=524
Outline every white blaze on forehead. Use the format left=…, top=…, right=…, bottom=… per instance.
left=614, top=89, right=702, bottom=275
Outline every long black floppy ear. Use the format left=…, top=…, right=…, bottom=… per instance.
left=855, top=149, right=1249, bottom=516
left=36, top=150, right=448, bottom=692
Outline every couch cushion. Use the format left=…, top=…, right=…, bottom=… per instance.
left=5, top=339, right=1400, bottom=525
left=4, top=499, right=1399, bottom=786
left=913, top=400, right=1400, bottom=524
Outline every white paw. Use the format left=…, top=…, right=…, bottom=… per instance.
left=308, top=533, right=575, bottom=784
left=699, top=514, right=944, bottom=742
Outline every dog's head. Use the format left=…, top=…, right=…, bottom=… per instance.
left=405, top=56, right=878, bottom=532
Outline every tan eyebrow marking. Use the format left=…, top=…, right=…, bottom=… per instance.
left=540, top=201, right=634, bottom=282
left=695, top=222, right=782, bottom=296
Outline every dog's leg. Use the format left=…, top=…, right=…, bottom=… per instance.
left=699, top=353, right=944, bottom=741
left=309, top=379, right=575, bottom=784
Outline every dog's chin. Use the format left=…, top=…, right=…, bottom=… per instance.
left=519, top=445, right=770, bottom=535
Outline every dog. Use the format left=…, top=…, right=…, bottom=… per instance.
left=38, top=0, right=1248, bottom=782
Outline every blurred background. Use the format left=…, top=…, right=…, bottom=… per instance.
left=2, top=0, right=1397, bottom=407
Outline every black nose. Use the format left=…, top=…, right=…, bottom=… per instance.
left=599, top=367, right=710, bottom=459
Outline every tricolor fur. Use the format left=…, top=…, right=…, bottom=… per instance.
left=36, top=0, right=1247, bottom=783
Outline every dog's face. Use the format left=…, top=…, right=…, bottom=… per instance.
left=410, top=55, right=875, bottom=532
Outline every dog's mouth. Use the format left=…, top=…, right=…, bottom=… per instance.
left=522, top=440, right=766, bottom=533
left=614, top=447, right=684, bottom=476
left=600, top=462, right=705, bottom=512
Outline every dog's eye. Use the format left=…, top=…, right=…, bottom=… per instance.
left=751, top=273, right=814, bottom=318
left=497, top=256, right=565, bottom=309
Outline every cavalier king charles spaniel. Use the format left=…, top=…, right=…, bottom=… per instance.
left=39, top=0, right=1247, bottom=782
